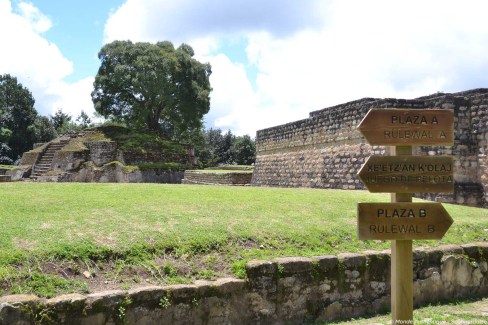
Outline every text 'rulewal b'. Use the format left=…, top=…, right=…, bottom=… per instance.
left=357, top=202, right=453, bottom=240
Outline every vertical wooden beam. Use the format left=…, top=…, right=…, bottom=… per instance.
left=390, top=145, right=413, bottom=322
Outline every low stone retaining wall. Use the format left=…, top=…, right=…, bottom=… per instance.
left=182, top=171, right=253, bottom=185
left=0, top=175, right=11, bottom=182
left=1, top=243, right=487, bottom=324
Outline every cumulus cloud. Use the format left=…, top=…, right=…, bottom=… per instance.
left=17, top=1, right=51, bottom=33
left=0, top=0, right=94, bottom=118
left=104, top=0, right=323, bottom=44
left=3, top=0, right=488, bottom=137
left=104, top=0, right=488, bottom=135
left=105, top=0, right=488, bottom=136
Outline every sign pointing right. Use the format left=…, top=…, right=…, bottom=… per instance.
left=357, top=202, right=453, bottom=240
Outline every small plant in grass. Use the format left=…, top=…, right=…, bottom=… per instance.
left=117, top=296, right=133, bottom=323
left=277, top=264, right=285, bottom=277
left=66, top=260, right=81, bottom=275
left=159, top=295, right=171, bottom=309
left=196, top=269, right=216, bottom=280
left=22, top=304, right=56, bottom=325
left=231, top=260, right=247, bottom=279
left=12, top=272, right=88, bottom=298
left=162, top=262, right=178, bottom=277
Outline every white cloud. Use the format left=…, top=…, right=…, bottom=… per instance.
left=0, top=0, right=96, bottom=118
left=104, top=0, right=488, bottom=136
left=17, top=1, right=51, bottom=33
left=44, top=77, right=95, bottom=119
left=104, top=0, right=323, bottom=44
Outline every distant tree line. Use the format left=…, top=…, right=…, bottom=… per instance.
left=0, top=74, right=93, bottom=164
left=1, top=40, right=256, bottom=166
left=196, top=128, right=255, bottom=167
left=0, top=73, right=255, bottom=166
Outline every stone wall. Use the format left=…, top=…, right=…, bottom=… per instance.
left=53, top=162, right=185, bottom=184
left=182, top=171, right=253, bottom=185
left=87, top=142, right=117, bottom=166
left=1, top=243, right=486, bottom=324
left=252, top=89, right=488, bottom=207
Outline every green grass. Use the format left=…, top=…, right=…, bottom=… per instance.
left=329, top=298, right=488, bottom=324
left=0, top=165, right=15, bottom=169
left=0, top=183, right=487, bottom=297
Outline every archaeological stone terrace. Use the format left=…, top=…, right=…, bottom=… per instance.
left=251, top=88, right=488, bottom=207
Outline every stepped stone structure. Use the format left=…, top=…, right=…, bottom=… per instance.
left=9, top=130, right=192, bottom=183
left=31, top=139, right=70, bottom=178
left=251, top=89, right=488, bottom=207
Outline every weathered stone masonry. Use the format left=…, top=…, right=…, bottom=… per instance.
left=252, top=89, right=488, bottom=207
left=0, top=244, right=486, bottom=324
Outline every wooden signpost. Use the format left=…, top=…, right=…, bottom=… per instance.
left=356, top=108, right=454, bottom=322
left=357, top=202, right=453, bottom=240
left=358, top=156, right=454, bottom=193
left=358, top=108, right=454, bottom=146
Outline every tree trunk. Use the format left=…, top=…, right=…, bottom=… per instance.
left=147, top=105, right=162, bottom=134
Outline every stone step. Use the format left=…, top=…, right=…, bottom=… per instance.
left=29, top=140, right=69, bottom=181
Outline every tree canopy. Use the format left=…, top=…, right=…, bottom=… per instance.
left=0, top=75, right=89, bottom=163
left=195, top=128, right=256, bottom=167
left=91, top=40, right=212, bottom=138
left=0, top=74, right=37, bottom=160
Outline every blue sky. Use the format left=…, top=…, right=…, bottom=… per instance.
left=23, top=0, right=122, bottom=82
left=2, top=0, right=488, bottom=136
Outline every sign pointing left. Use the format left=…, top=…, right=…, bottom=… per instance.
left=357, top=109, right=454, bottom=146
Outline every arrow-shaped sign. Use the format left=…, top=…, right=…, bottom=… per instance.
left=357, top=155, right=454, bottom=193
left=358, top=109, right=454, bottom=146
left=357, top=202, right=453, bottom=240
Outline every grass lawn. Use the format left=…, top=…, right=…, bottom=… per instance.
left=0, top=182, right=487, bottom=298
left=330, top=298, right=488, bottom=324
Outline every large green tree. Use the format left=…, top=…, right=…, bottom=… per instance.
left=91, top=40, right=212, bottom=138
left=0, top=74, right=37, bottom=160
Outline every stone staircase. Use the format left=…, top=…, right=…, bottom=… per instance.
left=31, top=140, right=69, bottom=178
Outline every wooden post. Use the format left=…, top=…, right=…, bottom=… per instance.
left=391, top=145, right=413, bottom=322
left=356, top=108, right=455, bottom=322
